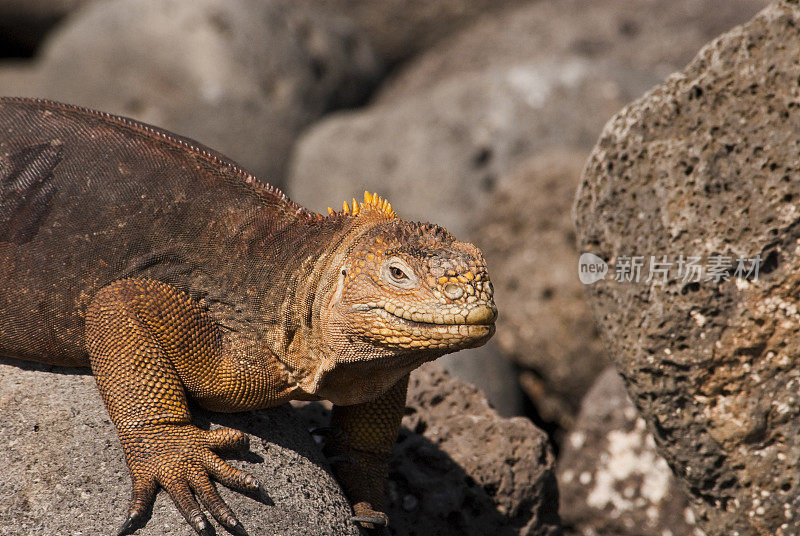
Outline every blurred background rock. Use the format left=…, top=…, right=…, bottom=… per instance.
left=0, top=0, right=381, bottom=184
left=0, top=1, right=772, bottom=535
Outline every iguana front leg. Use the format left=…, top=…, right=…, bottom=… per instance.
left=326, top=374, right=409, bottom=528
left=86, top=278, right=270, bottom=536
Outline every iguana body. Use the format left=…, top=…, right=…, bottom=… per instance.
left=0, top=98, right=496, bottom=534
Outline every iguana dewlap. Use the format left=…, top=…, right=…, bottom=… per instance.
left=0, top=97, right=497, bottom=535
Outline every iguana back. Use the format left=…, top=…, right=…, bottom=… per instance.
left=0, top=97, right=316, bottom=365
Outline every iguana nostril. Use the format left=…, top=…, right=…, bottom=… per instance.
left=466, top=305, right=496, bottom=325
left=443, top=283, right=464, bottom=300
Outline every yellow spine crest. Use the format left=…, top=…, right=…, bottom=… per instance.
left=329, top=191, right=396, bottom=219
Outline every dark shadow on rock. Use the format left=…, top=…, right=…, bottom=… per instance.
left=294, top=393, right=560, bottom=536
left=0, top=354, right=92, bottom=375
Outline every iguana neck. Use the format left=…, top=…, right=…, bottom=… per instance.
left=268, top=215, right=384, bottom=398
left=241, top=214, right=361, bottom=391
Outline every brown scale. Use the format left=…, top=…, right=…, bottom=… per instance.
left=0, top=98, right=497, bottom=535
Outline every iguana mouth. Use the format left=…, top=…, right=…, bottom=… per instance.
left=366, top=307, right=496, bottom=351
left=366, top=303, right=496, bottom=327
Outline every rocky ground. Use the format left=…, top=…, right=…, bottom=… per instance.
left=0, top=1, right=782, bottom=535
left=1, top=358, right=558, bottom=535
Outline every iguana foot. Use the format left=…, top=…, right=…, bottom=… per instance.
left=321, top=422, right=392, bottom=531
left=352, top=501, right=389, bottom=529
left=118, top=423, right=267, bottom=536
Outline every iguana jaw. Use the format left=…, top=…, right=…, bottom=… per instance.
left=356, top=304, right=495, bottom=351
left=360, top=302, right=496, bottom=326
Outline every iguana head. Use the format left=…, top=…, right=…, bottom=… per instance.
left=310, top=192, right=496, bottom=402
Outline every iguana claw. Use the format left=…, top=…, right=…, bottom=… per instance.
left=351, top=501, right=390, bottom=530
left=117, top=512, right=141, bottom=535
left=227, top=518, right=250, bottom=536
left=352, top=515, right=388, bottom=526
left=249, top=479, right=274, bottom=506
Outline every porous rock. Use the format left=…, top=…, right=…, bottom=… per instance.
left=474, top=149, right=608, bottom=431
left=0, top=358, right=359, bottom=536
left=377, top=0, right=768, bottom=102
left=0, top=0, right=380, bottom=185
left=396, top=363, right=560, bottom=536
left=558, top=367, right=704, bottom=536
left=575, top=2, right=800, bottom=534
left=296, top=362, right=561, bottom=536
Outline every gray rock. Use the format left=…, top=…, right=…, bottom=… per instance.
left=276, top=4, right=381, bottom=111
left=377, top=0, right=768, bottom=102
left=0, top=358, right=359, bottom=536
left=575, top=2, right=800, bottom=534
left=295, top=362, right=561, bottom=536
left=288, top=60, right=657, bottom=240
left=397, top=363, right=560, bottom=536
left=437, top=341, right=523, bottom=417
left=474, top=150, right=609, bottom=431
left=558, top=367, right=704, bottom=536
left=292, top=0, right=529, bottom=66
left=0, top=61, right=40, bottom=97
left=0, top=0, right=92, bottom=19
left=0, top=0, right=380, bottom=185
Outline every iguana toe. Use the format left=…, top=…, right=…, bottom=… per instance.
left=197, top=447, right=272, bottom=507
left=118, top=475, right=156, bottom=535
left=117, top=512, right=141, bottom=536
left=190, top=471, right=248, bottom=535
left=226, top=518, right=250, bottom=536
left=162, top=478, right=212, bottom=535
left=352, top=501, right=389, bottom=529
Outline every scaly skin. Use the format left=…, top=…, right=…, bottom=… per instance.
left=0, top=97, right=497, bottom=534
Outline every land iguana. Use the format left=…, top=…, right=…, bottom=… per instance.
left=0, top=97, right=497, bottom=535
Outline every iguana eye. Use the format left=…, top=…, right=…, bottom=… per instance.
left=381, top=257, right=417, bottom=289
left=389, top=265, right=408, bottom=281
